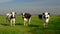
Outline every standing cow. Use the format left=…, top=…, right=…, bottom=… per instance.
left=38, top=12, right=50, bottom=28
left=42, top=12, right=50, bottom=28
left=6, top=12, right=16, bottom=26
left=21, top=13, right=31, bottom=26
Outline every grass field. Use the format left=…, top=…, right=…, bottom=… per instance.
left=0, top=15, right=60, bottom=34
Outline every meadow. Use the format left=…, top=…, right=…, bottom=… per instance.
left=0, top=15, right=60, bottom=34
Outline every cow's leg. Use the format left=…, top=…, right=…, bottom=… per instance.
left=43, top=19, right=46, bottom=28
left=44, top=22, right=48, bottom=28
left=10, top=19, right=12, bottom=26
left=12, top=18, right=15, bottom=26
left=6, top=19, right=9, bottom=25
left=26, top=20, right=28, bottom=26
left=44, top=19, right=49, bottom=28
left=28, top=18, right=31, bottom=25
left=6, top=18, right=8, bottom=23
left=24, top=18, right=26, bottom=26
left=8, top=20, right=10, bottom=26
left=6, top=18, right=10, bottom=25
left=24, top=20, right=25, bottom=26
left=45, top=22, right=48, bottom=28
left=44, top=22, right=46, bottom=28
left=24, top=18, right=28, bottom=26
left=24, top=20, right=28, bottom=26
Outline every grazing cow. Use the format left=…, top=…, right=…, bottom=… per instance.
left=6, top=12, right=16, bottom=26
left=21, top=13, right=31, bottom=26
left=42, top=12, right=50, bottom=28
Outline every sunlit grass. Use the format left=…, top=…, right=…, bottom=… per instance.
left=0, top=15, right=59, bottom=34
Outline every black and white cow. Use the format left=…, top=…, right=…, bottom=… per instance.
left=42, top=12, right=50, bottom=28
left=6, top=12, right=16, bottom=26
left=21, top=13, right=31, bottom=26
left=38, top=12, right=50, bottom=28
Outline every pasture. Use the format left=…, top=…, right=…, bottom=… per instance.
left=0, top=15, right=60, bottom=34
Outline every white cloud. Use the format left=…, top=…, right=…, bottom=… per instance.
left=0, top=0, right=12, bottom=3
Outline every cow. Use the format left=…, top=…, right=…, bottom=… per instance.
left=38, top=14, right=42, bottom=19
left=6, top=12, right=16, bottom=26
left=38, top=12, right=50, bottom=28
left=42, top=12, right=50, bottom=28
left=21, top=13, right=31, bottom=26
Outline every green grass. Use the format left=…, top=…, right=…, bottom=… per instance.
left=0, top=15, right=60, bottom=34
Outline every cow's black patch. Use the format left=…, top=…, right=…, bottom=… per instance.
left=38, top=14, right=42, bottom=19
left=10, top=15, right=15, bottom=19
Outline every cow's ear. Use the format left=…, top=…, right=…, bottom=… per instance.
left=10, top=12, right=12, bottom=14
left=15, top=12, right=16, bottom=14
left=43, top=13, right=45, bottom=15
left=48, top=13, right=50, bottom=15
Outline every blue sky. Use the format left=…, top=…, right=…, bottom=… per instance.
left=0, top=0, right=60, bottom=15
left=0, top=0, right=60, bottom=8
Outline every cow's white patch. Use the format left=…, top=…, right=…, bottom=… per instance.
left=45, top=19, right=49, bottom=23
left=11, top=12, right=15, bottom=17
left=24, top=18, right=28, bottom=22
left=10, top=18, right=15, bottom=26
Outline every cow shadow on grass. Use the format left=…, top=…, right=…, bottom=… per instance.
left=1, top=23, right=23, bottom=26
left=28, top=24, right=40, bottom=28
left=1, top=23, right=9, bottom=26
left=15, top=23, right=22, bottom=25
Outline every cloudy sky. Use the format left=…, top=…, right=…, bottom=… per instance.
left=0, top=0, right=60, bottom=15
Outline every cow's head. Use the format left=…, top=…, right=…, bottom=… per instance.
left=43, top=12, right=50, bottom=19
left=11, top=12, right=16, bottom=18
left=43, top=12, right=50, bottom=15
left=21, top=13, right=25, bottom=17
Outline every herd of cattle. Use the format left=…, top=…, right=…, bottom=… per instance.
left=6, top=12, right=50, bottom=28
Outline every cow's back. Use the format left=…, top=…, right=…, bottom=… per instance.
left=24, top=13, right=31, bottom=19
left=38, top=14, right=42, bottom=19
